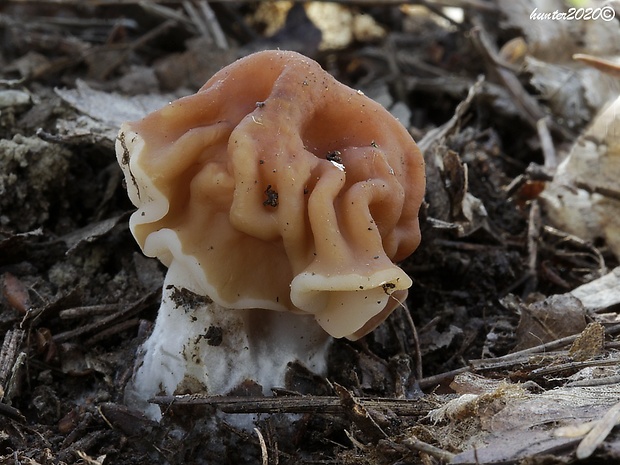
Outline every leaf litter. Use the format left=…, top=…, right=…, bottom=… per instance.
left=1, top=0, right=620, bottom=464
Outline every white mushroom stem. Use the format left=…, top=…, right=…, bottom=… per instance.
left=125, top=264, right=332, bottom=421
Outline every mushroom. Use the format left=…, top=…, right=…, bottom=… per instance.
left=116, top=50, right=425, bottom=418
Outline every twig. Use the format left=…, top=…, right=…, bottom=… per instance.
left=149, top=394, right=435, bottom=416
left=568, top=374, right=620, bottom=388
left=59, top=303, right=121, bottom=319
left=416, top=0, right=465, bottom=28
left=469, top=25, right=572, bottom=140
left=417, top=75, right=483, bottom=153
left=52, top=289, right=159, bottom=343
left=543, top=226, right=606, bottom=275
left=56, top=431, right=112, bottom=464
left=537, top=118, right=557, bottom=170
left=198, top=1, right=228, bottom=49
left=574, top=181, right=620, bottom=203
left=418, top=366, right=470, bottom=390
left=420, top=324, right=620, bottom=389
left=99, top=18, right=177, bottom=79
left=525, top=200, right=541, bottom=294
left=86, top=318, right=141, bottom=346
left=475, top=323, right=620, bottom=364
left=182, top=1, right=211, bottom=38
left=138, top=1, right=195, bottom=31
left=0, top=402, right=27, bottom=423
left=402, top=436, right=456, bottom=462
left=402, top=305, right=424, bottom=381
left=530, top=357, right=620, bottom=378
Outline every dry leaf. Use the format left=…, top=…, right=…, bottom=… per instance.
left=571, top=266, right=620, bottom=311
left=569, top=322, right=605, bottom=362
left=513, top=294, right=587, bottom=351
left=541, top=96, right=620, bottom=258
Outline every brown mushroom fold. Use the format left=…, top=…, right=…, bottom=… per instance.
left=117, top=50, right=425, bottom=339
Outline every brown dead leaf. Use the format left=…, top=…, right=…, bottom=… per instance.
left=569, top=322, right=605, bottom=362
left=60, top=214, right=127, bottom=254
left=2, top=272, right=30, bottom=313
left=513, top=294, right=587, bottom=351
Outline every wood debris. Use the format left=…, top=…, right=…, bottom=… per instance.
left=1, top=0, right=620, bottom=463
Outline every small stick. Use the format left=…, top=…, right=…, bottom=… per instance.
left=543, top=226, right=606, bottom=274
left=537, top=117, right=557, bottom=170
left=86, top=318, right=141, bottom=346
left=139, top=1, right=195, bottom=31
left=420, top=324, right=620, bottom=388
left=59, top=304, right=120, bottom=319
left=183, top=1, right=211, bottom=38
left=474, top=323, right=620, bottom=364
left=418, top=366, right=470, bottom=390
left=401, top=437, right=456, bottom=462
left=52, top=290, right=159, bottom=343
left=198, top=1, right=228, bottom=49
left=149, top=394, right=435, bottom=417
left=402, top=304, right=424, bottom=381
left=525, top=200, right=541, bottom=294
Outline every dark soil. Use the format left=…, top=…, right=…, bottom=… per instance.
left=1, top=1, right=619, bottom=464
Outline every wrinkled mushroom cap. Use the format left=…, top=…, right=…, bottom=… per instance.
left=116, top=50, right=425, bottom=339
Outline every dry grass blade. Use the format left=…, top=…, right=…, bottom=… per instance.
left=254, top=428, right=269, bottom=465
left=536, top=117, right=557, bottom=170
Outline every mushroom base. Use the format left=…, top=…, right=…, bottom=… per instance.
left=124, top=274, right=332, bottom=421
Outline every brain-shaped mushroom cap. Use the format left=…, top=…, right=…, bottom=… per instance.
left=116, top=50, right=425, bottom=340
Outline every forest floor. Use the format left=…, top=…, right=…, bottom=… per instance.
left=1, top=1, right=620, bottom=464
